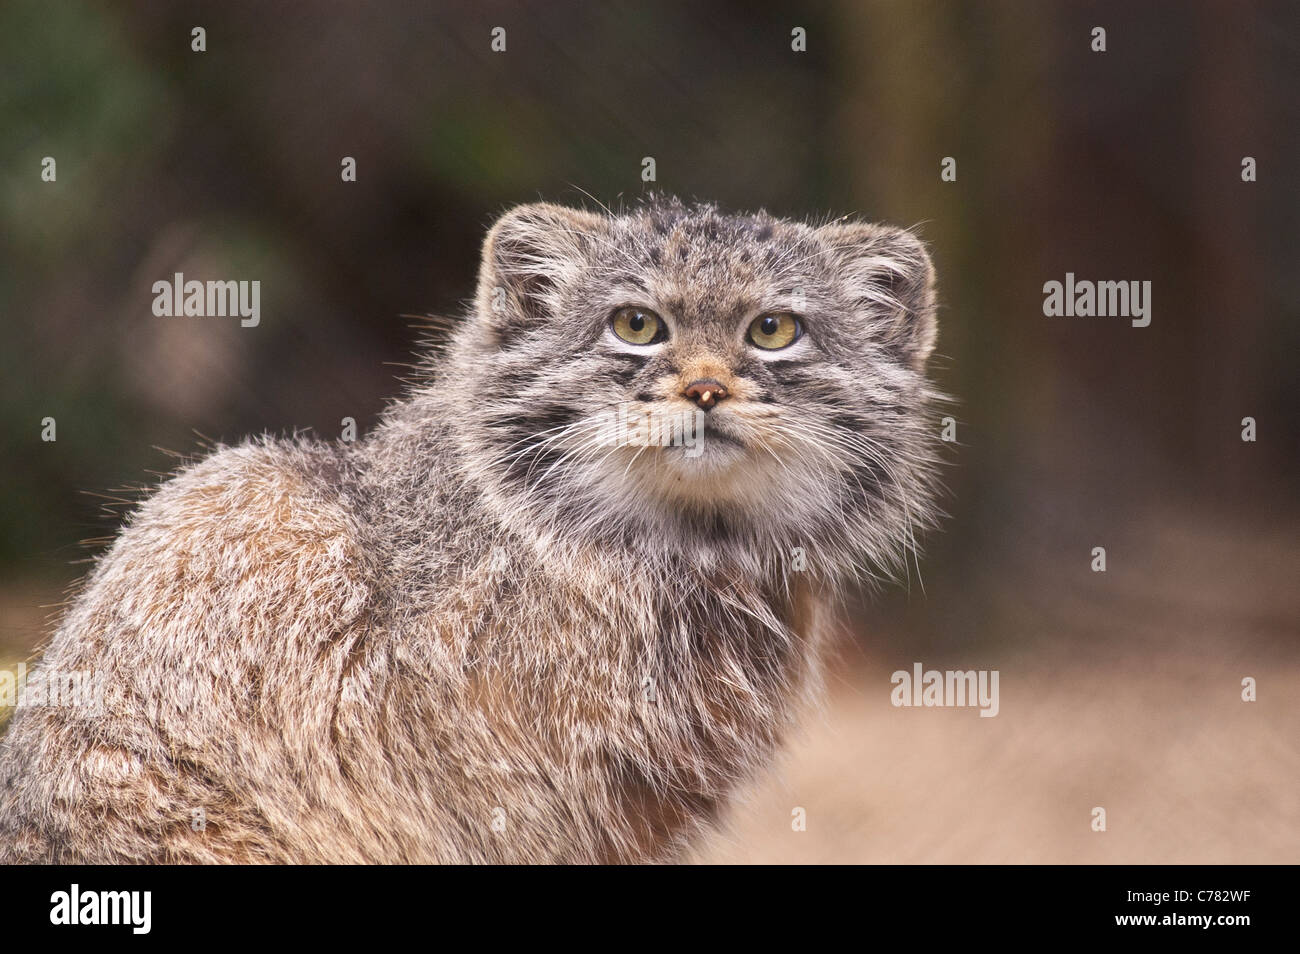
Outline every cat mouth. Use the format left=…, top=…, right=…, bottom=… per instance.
left=700, top=426, right=745, bottom=449
left=670, top=420, right=749, bottom=464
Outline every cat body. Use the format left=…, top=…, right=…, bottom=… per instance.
left=0, top=198, right=943, bottom=863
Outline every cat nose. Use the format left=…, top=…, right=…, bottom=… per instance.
left=682, top=378, right=729, bottom=409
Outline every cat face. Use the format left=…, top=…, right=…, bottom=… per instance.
left=451, top=198, right=943, bottom=576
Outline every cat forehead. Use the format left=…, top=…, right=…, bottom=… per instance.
left=592, top=206, right=826, bottom=293
left=617, top=205, right=802, bottom=255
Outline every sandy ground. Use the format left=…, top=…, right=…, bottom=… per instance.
left=691, top=653, right=1299, bottom=863
left=693, top=504, right=1300, bottom=863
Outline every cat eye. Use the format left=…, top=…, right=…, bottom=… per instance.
left=610, top=306, right=665, bottom=345
left=747, top=312, right=802, bottom=350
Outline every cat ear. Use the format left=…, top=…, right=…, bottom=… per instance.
left=819, top=221, right=938, bottom=370
left=475, top=203, right=605, bottom=334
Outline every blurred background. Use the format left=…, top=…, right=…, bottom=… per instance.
left=2, top=0, right=1297, bottom=862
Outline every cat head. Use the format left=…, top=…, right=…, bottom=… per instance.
left=444, top=197, right=946, bottom=581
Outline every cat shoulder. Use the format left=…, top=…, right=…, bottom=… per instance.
left=78, top=437, right=373, bottom=659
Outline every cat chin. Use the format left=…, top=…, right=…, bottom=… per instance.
left=606, top=440, right=793, bottom=510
